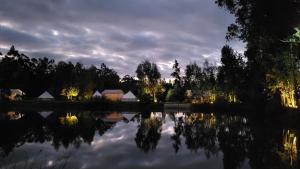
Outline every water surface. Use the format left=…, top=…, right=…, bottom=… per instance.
left=0, top=111, right=298, bottom=169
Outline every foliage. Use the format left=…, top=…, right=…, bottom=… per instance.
left=136, top=60, right=162, bottom=102
left=61, top=86, right=80, bottom=100
left=215, top=0, right=300, bottom=106
left=0, top=46, right=120, bottom=99
left=217, top=45, right=245, bottom=102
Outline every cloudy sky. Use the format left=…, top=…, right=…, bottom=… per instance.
left=0, top=0, right=244, bottom=77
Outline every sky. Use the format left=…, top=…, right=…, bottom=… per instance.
left=0, top=0, right=244, bottom=77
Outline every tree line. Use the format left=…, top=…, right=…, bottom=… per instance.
left=0, top=37, right=299, bottom=107
left=0, top=45, right=244, bottom=103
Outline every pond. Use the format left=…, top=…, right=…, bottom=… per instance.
left=0, top=111, right=299, bottom=169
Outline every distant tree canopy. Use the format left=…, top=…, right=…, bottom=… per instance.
left=0, top=46, right=120, bottom=99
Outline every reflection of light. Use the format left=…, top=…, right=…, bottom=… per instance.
left=7, top=112, right=23, bottom=120
left=175, top=112, right=185, bottom=119
left=187, top=113, right=217, bottom=128
left=47, top=160, right=53, bottom=166
left=151, top=112, right=162, bottom=119
left=60, top=113, right=78, bottom=126
left=282, top=129, right=297, bottom=166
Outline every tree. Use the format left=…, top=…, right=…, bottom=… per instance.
left=136, top=60, right=162, bottom=102
left=215, top=0, right=300, bottom=105
left=61, top=86, right=80, bottom=100
left=121, top=75, right=138, bottom=95
left=218, top=45, right=245, bottom=102
left=168, top=60, right=185, bottom=102
left=171, top=60, right=181, bottom=86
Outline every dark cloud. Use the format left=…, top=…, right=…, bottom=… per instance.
left=0, top=0, right=244, bottom=77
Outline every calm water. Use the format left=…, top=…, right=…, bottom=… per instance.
left=0, top=111, right=299, bottom=169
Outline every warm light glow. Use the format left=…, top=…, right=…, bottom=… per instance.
left=191, top=90, right=216, bottom=104
left=186, top=113, right=217, bottom=128
left=273, top=81, right=298, bottom=108
left=7, top=112, right=23, bottom=120
left=60, top=113, right=78, bottom=126
left=61, top=87, right=79, bottom=100
left=228, top=93, right=237, bottom=103
left=282, top=129, right=298, bottom=166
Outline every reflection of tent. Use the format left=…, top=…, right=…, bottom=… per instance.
left=38, top=111, right=53, bottom=118
left=38, top=91, right=54, bottom=100
left=121, top=91, right=138, bottom=102
left=102, top=112, right=124, bottom=122
left=92, top=91, right=102, bottom=98
left=122, top=112, right=137, bottom=121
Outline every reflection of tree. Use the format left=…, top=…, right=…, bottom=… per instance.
left=171, top=116, right=184, bottom=153
left=218, top=116, right=251, bottom=169
left=0, top=112, right=49, bottom=156
left=248, top=126, right=299, bottom=169
left=183, top=113, right=218, bottom=158
left=95, top=120, right=116, bottom=136
left=282, top=130, right=298, bottom=166
left=48, top=112, right=96, bottom=150
left=135, top=115, right=162, bottom=153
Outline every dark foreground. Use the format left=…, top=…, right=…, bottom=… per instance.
left=0, top=109, right=300, bottom=169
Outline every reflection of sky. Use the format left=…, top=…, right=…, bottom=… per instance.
left=0, top=113, right=252, bottom=169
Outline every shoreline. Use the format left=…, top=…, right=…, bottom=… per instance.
left=1, top=100, right=297, bottom=114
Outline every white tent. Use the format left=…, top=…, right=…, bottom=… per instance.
left=92, top=90, right=102, bottom=98
left=121, top=91, right=138, bottom=102
left=38, top=91, right=54, bottom=100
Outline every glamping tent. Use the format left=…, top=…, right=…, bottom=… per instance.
left=38, top=91, right=54, bottom=100
left=92, top=90, right=102, bottom=98
left=102, top=89, right=124, bottom=101
left=121, top=91, right=138, bottom=102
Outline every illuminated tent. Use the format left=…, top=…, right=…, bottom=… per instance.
left=102, top=89, right=124, bottom=101
left=92, top=90, right=102, bottom=98
left=38, top=91, right=54, bottom=100
left=121, top=91, right=138, bottom=102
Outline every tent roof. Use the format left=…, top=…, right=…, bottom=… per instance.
left=102, top=89, right=124, bottom=95
left=122, top=91, right=137, bottom=99
left=92, top=91, right=102, bottom=97
left=38, top=91, right=54, bottom=99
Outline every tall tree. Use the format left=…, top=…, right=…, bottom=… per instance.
left=136, top=60, right=162, bottom=102
left=215, top=0, right=300, bottom=106
left=218, top=45, right=245, bottom=102
left=171, top=60, right=181, bottom=86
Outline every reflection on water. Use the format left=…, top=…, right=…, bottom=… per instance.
left=282, top=130, right=298, bottom=166
left=59, top=113, right=78, bottom=126
left=0, top=111, right=299, bottom=169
